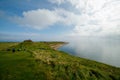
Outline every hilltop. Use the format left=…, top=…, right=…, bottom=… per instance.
left=0, top=40, right=120, bottom=80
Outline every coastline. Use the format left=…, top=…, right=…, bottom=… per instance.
left=49, top=42, right=68, bottom=50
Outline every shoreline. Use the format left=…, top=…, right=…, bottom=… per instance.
left=51, top=42, right=120, bottom=68
left=50, top=42, right=68, bottom=50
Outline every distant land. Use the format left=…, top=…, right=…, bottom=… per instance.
left=0, top=40, right=120, bottom=80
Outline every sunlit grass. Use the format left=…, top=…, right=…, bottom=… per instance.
left=0, top=41, right=120, bottom=80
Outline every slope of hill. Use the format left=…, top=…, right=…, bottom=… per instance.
left=0, top=41, right=120, bottom=80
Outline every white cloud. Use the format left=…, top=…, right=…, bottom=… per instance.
left=48, top=0, right=65, bottom=5
left=13, top=9, right=60, bottom=29
left=54, top=9, right=88, bottom=25
left=65, top=0, right=120, bottom=36
left=13, top=0, right=120, bottom=37
left=13, top=8, right=86, bottom=29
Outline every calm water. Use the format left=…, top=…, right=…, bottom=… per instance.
left=59, top=38, right=120, bottom=67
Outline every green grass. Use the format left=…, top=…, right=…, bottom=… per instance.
left=0, top=41, right=120, bottom=80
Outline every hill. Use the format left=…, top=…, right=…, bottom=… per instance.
left=0, top=41, right=120, bottom=80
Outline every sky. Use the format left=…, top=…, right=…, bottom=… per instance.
left=0, top=0, right=120, bottom=41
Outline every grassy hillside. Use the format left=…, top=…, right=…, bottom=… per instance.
left=0, top=41, right=120, bottom=80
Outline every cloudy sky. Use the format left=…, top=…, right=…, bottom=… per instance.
left=0, top=0, right=120, bottom=41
